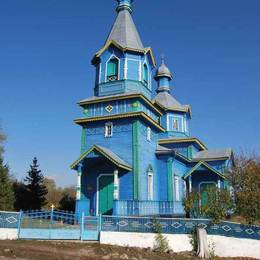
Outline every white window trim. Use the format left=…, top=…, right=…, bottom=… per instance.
left=138, top=59, right=142, bottom=81
left=147, top=127, right=151, bottom=142
left=148, top=170, right=153, bottom=200
left=105, top=122, right=113, bottom=137
left=105, top=54, right=120, bottom=83
left=174, top=175, right=180, bottom=202
left=123, top=58, right=128, bottom=80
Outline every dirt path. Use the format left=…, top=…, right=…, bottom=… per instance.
left=0, top=240, right=256, bottom=260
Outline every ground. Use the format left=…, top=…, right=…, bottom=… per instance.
left=0, top=240, right=257, bottom=260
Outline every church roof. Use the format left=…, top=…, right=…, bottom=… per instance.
left=183, top=161, right=226, bottom=180
left=158, top=137, right=207, bottom=150
left=155, top=145, right=173, bottom=154
left=70, top=144, right=132, bottom=171
left=106, top=7, right=144, bottom=50
left=193, top=149, right=233, bottom=161
left=92, top=2, right=156, bottom=67
left=153, top=92, right=192, bottom=117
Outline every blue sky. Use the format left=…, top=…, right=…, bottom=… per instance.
left=0, top=0, right=259, bottom=187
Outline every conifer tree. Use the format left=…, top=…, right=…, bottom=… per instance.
left=0, top=130, right=14, bottom=210
left=0, top=157, right=15, bottom=211
left=24, top=157, right=48, bottom=210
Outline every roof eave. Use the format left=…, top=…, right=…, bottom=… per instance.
left=183, top=161, right=226, bottom=180
left=92, top=40, right=156, bottom=67
left=70, top=145, right=132, bottom=171
left=77, top=93, right=163, bottom=116
left=74, top=112, right=165, bottom=132
left=192, top=157, right=230, bottom=162
left=153, top=100, right=192, bottom=118
left=158, top=138, right=207, bottom=151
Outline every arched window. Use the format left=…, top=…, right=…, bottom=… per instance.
left=143, top=64, right=148, bottom=85
left=107, top=58, right=119, bottom=81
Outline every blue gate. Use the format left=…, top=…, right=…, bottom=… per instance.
left=18, top=210, right=99, bottom=241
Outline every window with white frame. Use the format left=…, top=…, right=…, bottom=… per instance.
left=143, top=64, right=148, bottom=85
left=174, top=175, right=180, bottom=201
left=147, top=127, right=151, bottom=141
left=107, top=57, right=119, bottom=82
left=105, top=122, right=113, bottom=137
left=148, top=170, right=153, bottom=200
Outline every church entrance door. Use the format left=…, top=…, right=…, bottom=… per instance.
left=98, top=175, right=114, bottom=215
left=200, top=182, right=216, bottom=208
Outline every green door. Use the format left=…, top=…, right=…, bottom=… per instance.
left=200, top=182, right=216, bottom=208
left=99, top=175, right=114, bottom=215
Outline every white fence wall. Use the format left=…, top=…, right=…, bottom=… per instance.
left=0, top=228, right=18, bottom=240
left=100, top=231, right=260, bottom=259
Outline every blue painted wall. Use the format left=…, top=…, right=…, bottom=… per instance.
left=137, top=120, right=159, bottom=200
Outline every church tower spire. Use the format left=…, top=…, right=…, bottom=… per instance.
left=105, top=0, right=144, bottom=50
left=91, top=0, right=156, bottom=99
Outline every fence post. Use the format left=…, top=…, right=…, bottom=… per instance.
left=99, top=214, right=102, bottom=232
left=17, top=210, right=23, bottom=239
left=49, top=207, right=54, bottom=239
left=80, top=212, right=85, bottom=241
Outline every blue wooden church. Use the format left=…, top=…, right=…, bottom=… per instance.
left=71, top=0, right=233, bottom=217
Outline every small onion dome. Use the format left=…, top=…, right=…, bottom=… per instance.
left=154, top=59, right=173, bottom=81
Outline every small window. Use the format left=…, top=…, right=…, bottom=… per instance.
left=147, top=127, right=151, bottom=141
left=148, top=171, right=153, bottom=200
left=105, top=122, right=113, bottom=137
left=107, top=58, right=119, bottom=81
left=174, top=176, right=180, bottom=201
left=143, top=64, right=148, bottom=85
left=173, top=119, right=179, bottom=131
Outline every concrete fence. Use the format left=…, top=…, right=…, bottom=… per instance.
left=1, top=211, right=260, bottom=259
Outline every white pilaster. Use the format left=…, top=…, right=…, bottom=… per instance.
left=183, top=180, right=187, bottom=198
left=218, top=179, right=221, bottom=189
left=114, top=169, right=119, bottom=200
left=138, top=60, right=142, bottom=81
left=189, top=176, right=192, bottom=193
left=76, top=169, right=82, bottom=200
left=124, top=58, right=128, bottom=79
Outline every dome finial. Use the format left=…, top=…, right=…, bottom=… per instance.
left=161, top=53, right=165, bottom=65
left=116, top=0, right=133, bottom=13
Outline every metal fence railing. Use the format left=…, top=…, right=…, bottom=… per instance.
left=0, top=210, right=99, bottom=241
left=101, top=215, right=260, bottom=240
left=113, top=200, right=185, bottom=216
left=1, top=210, right=259, bottom=241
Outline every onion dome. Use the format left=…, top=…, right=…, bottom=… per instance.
left=154, top=58, right=173, bottom=81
